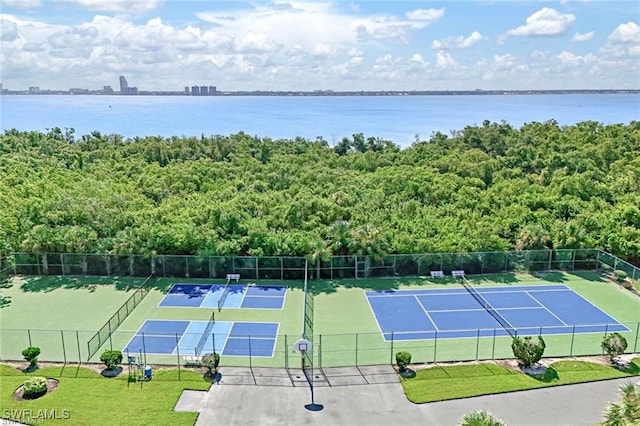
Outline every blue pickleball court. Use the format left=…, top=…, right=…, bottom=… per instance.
left=158, top=283, right=287, bottom=310
left=123, top=319, right=280, bottom=357
left=366, top=284, right=629, bottom=341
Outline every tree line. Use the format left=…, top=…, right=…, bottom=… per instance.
left=1, top=120, right=639, bottom=264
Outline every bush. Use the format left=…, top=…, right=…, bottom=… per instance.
left=459, top=410, right=506, bottom=426
left=511, top=336, right=546, bottom=368
left=395, top=351, right=412, bottom=372
left=22, top=377, right=47, bottom=396
left=201, top=353, right=220, bottom=374
left=100, top=350, right=123, bottom=370
left=601, top=333, right=628, bottom=362
left=22, top=347, right=41, bottom=367
left=613, top=270, right=628, bottom=283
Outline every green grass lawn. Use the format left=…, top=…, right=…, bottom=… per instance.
left=0, top=364, right=210, bottom=425
left=400, top=358, right=640, bottom=403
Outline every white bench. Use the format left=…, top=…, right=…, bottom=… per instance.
left=451, top=270, right=466, bottom=278
left=430, top=270, right=445, bottom=279
left=183, top=356, right=202, bottom=367
left=226, top=273, right=240, bottom=282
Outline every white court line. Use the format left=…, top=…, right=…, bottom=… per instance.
left=413, top=295, right=440, bottom=331
left=222, top=321, right=280, bottom=358
left=529, top=287, right=631, bottom=332
left=525, top=291, right=569, bottom=327
left=364, top=292, right=388, bottom=338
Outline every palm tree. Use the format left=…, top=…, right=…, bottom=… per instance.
left=602, top=382, right=640, bottom=426
left=306, top=237, right=331, bottom=280
left=459, top=410, right=506, bottom=426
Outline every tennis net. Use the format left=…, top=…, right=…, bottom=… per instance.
left=217, top=281, right=231, bottom=312
left=195, top=311, right=215, bottom=356
left=461, top=276, right=517, bottom=337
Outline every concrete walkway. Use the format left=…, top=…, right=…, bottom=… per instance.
left=181, top=371, right=637, bottom=426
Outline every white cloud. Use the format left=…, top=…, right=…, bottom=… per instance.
left=500, top=7, right=575, bottom=43
left=607, top=21, right=640, bottom=44
left=1, top=18, right=19, bottom=41
left=432, top=31, right=483, bottom=49
left=599, top=22, right=640, bottom=59
left=571, top=31, right=594, bottom=42
left=406, top=8, right=445, bottom=22
left=556, top=50, right=597, bottom=66
left=435, top=50, right=456, bottom=68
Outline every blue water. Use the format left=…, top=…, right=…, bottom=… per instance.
left=1, top=94, right=638, bottom=147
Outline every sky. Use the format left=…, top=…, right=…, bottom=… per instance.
left=0, top=0, right=639, bottom=91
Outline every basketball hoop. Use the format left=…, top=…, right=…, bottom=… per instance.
left=293, top=338, right=312, bottom=370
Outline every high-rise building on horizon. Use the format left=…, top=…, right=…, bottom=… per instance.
left=119, top=76, right=128, bottom=93
left=118, top=76, right=138, bottom=94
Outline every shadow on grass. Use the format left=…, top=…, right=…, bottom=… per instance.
left=531, top=271, right=567, bottom=283
left=569, top=271, right=608, bottom=283
left=530, top=367, right=560, bottom=383
left=473, top=273, right=521, bottom=285
left=306, top=277, right=463, bottom=295
left=0, top=295, right=11, bottom=308
left=19, top=275, right=173, bottom=293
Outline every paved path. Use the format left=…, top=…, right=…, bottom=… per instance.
left=189, top=374, right=637, bottom=426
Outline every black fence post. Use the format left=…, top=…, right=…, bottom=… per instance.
left=61, top=330, right=67, bottom=365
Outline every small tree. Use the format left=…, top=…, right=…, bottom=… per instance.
left=511, top=336, right=546, bottom=368
left=201, top=352, right=220, bottom=376
left=100, top=350, right=123, bottom=370
left=395, top=351, right=412, bottom=372
left=22, top=347, right=41, bottom=369
left=459, top=410, right=506, bottom=426
left=601, top=333, right=628, bottom=363
left=22, top=376, right=47, bottom=397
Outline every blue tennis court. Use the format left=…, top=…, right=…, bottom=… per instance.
left=366, top=284, right=630, bottom=341
left=158, top=283, right=287, bottom=310
left=123, top=319, right=280, bottom=357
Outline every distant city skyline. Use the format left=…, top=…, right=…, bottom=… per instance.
left=1, top=1, right=638, bottom=91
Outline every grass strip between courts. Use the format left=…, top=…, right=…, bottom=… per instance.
left=0, top=365, right=210, bottom=425
left=400, top=358, right=640, bottom=404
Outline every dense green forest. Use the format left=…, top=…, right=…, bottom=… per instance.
left=1, top=120, right=639, bottom=263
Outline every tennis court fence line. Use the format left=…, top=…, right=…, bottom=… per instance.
left=86, top=274, right=154, bottom=361
left=2, top=323, right=639, bottom=372
left=3, top=249, right=637, bottom=281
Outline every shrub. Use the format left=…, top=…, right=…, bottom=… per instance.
left=100, top=350, right=123, bottom=370
left=459, top=410, right=506, bottom=426
left=613, top=270, right=628, bottom=283
left=395, top=351, right=412, bottom=372
left=22, top=347, right=41, bottom=367
left=601, top=333, right=628, bottom=362
left=511, top=336, right=546, bottom=368
left=201, top=353, right=220, bottom=375
left=22, top=377, right=47, bottom=397
left=621, top=280, right=633, bottom=290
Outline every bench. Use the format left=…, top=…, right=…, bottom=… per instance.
left=226, top=273, right=240, bottom=282
left=451, top=270, right=466, bottom=278
left=183, top=356, right=202, bottom=367
left=430, top=270, right=445, bottom=279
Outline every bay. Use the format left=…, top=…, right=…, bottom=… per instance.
left=1, top=94, right=638, bottom=147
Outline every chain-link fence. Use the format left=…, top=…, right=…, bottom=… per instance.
left=5, top=249, right=619, bottom=280
left=2, top=323, right=638, bottom=373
